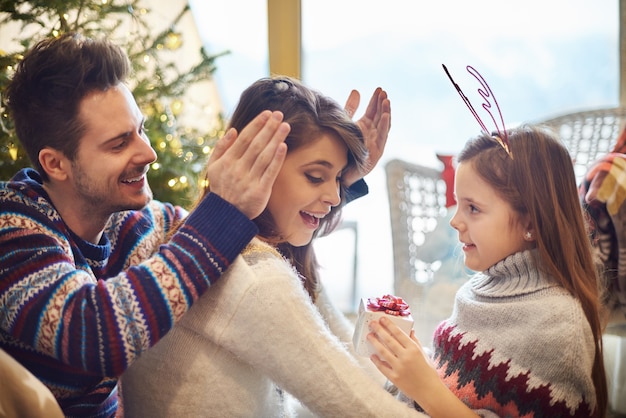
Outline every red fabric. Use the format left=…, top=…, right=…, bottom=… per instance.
left=437, top=154, right=456, bottom=208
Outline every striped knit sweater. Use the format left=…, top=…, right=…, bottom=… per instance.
left=0, top=168, right=258, bottom=417
left=431, top=250, right=598, bottom=418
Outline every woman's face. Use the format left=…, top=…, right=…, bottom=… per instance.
left=267, top=133, right=348, bottom=246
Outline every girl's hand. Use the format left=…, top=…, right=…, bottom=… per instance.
left=367, top=317, right=479, bottom=418
left=367, top=317, right=438, bottom=399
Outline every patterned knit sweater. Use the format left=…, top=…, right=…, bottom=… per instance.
left=431, top=250, right=598, bottom=418
left=121, top=238, right=426, bottom=418
left=0, top=168, right=258, bottom=417
left=579, top=152, right=626, bottom=323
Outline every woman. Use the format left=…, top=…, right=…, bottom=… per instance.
left=121, top=76, right=423, bottom=417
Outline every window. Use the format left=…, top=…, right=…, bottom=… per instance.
left=190, top=0, right=619, bottom=312
left=301, top=0, right=619, bottom=309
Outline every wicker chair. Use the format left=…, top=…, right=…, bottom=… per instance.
left=538, top=106, right=626, bottom=182
left=385, top=106, right=626, bottom=344
left=385, top=159, right=455, bottom=343
left=385, top=159, right=447, bottom=290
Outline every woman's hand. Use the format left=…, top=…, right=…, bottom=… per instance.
left=342, top=88, right=391, bottom=186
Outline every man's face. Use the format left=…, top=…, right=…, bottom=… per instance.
left=67, top=83, right=157, bottom=218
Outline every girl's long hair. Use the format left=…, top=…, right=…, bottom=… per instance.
left=457, top=125, right=607, bottom=417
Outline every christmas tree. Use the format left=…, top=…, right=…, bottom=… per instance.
left=0, top=0, right=225, bottom=207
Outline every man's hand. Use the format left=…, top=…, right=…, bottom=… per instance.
left=205, top=110, right=289, bottom=219
left=343, top=87, right=391, bottom=186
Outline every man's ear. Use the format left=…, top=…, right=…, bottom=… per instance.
left=39, top=148, right=70, bottom=181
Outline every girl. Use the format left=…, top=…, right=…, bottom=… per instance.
left=368, top=126, right=608, bottom=417
left=121, top=76, right=426, bottom=417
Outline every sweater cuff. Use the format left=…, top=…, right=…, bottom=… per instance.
left=344, top=179, right=369, bottom=204
left=183, top=193, right=259, bottom=265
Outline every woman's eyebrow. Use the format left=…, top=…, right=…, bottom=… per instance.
left=302, top=160, right=334, bottom=168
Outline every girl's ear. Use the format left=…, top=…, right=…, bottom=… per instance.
left=522, top=215, right=535, bottom=241
left=39, top=148, right=71, bottom=181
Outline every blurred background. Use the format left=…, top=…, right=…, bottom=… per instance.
left=0, top=0, right=620, bottom=313
left=187, top=0, right=620, bottom=312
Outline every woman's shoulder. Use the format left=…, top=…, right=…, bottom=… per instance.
left=240, top=237, right=298, bottom=277
left=242, top=237, right=283, bottom=260
left=241, top=237, right=292, bottom=269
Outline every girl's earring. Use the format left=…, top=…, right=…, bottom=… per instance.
left=525, top=231, right=533, bottom=240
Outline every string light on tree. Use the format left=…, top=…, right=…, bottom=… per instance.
left=0, top=0, right=226, bottom=208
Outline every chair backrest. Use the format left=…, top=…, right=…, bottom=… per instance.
left=537, top=106, right=626, bottom=182
left=385, top=159, right=448, bottom=300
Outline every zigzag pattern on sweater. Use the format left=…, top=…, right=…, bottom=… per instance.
left=433, top=324, right=595, bottom=418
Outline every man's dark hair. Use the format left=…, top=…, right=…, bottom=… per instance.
left=5, top=33, right=131, bottom=181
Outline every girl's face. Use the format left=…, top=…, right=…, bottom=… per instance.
left=450, top=161, right=531, bottom=271
left=267, top=133, right=348, bottom=247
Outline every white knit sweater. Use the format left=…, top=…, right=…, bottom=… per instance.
left=121, top=238, right=424, bottom=417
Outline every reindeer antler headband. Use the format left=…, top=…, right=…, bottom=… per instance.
left=442, top=64, right=512, bottom=159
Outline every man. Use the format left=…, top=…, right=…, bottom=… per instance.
left=0, top=33, right=390, bottom=416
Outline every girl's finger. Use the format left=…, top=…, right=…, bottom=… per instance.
left=369, top=353, right=392, bottom=371
left=368, top=320, right=405, bottom=355
left=378, top=317, right=413, bottom=348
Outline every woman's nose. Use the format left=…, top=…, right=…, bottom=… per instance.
left=324, top=182, right=341, bottom=207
